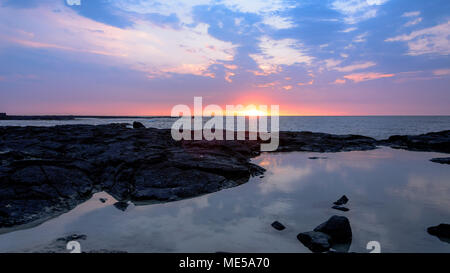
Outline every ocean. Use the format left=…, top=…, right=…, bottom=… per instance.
left=1, top=116, right=449, bottom=139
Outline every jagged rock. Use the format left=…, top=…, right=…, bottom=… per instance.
left=56, top=234, right=87, bottom=242
left=297, top=231, right=331, bottom=253
left=427, top=224, right=450, bottom=239
left=314, top=215, right=352, bottom=243
left=430, top=157, right=450, bottom=165
left=332, top=205, right=349, bottom=212
left=132, top=121, right=145, bottom=129
left=381, top=130, right=450, bottom=153
left=333, top=195, right=349, bottom=205
left=271, top=221, right=286, bottom=231
left=0, top=125, right=444, bottom=229
left=113, top=201, right=129, bottom=211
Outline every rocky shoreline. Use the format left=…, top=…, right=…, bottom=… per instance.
left=0, top=124, right=448, bottom=229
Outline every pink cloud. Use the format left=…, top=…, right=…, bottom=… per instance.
left=332, top=78, right=346, bottom=84
left=344, top=72, right=395, bottom=83
left=225, top=71, right=235, bottom=83
left=282, top=85, right=293, bottom=91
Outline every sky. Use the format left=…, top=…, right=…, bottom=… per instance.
left=0, top=0, right=449, bottom=115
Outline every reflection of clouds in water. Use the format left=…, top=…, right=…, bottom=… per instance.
left=388, top=174, right=450, bottom=211
left=262, top=200, right=292, bottom=215
left=258, top=165, right=312, bottom=194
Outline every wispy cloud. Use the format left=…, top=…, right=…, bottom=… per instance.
left=433, top=68, right=450, bottom=76
left=404, top=17, right=422, bottom=27
left=331, top=0, right=389, bottom=24
left=385, top=21, right=450, bottom=55
left=324, top=60, right=376, bottom=72
left=262, top=15, right=296, bottom=29
left=344, top=72, right=395, bottom=82
left=249, top=36, right=313, bottom=75
left=334, top=61, right=376, bottom=72
left=0, top=4, right=237, bottom=79
left=402, top=11, right=420, bottom=17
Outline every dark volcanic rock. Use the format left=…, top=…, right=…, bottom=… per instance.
left=113, top=201, right=129, bottom=211
left=332, top=205, right=349, bottom=212
left=56, top=234, right=87, bottom=242
left=381, top=130, right=450, bottom=153
left=297, top=231, right=331, bottom=253
left=314, top=215, right=352, bottom=243
left=271, top=221, right=286, bottom=231
left=430, top=157, right=450, bottom=165
left=132, top=121, right=145, bottom=129
left=333, top=195, right=349, bottom=205
left=0, top=124, right=412, bottom=229
left=427, top=224, right=450, bottom=240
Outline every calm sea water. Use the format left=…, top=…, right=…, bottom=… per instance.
left=1, top=116, right=450, bottom=139
left=0, top=148, right=448, bottom=253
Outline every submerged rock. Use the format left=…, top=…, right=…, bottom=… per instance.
left=427, top=224, right=450, bottom=239
left=113, top=201, right=129, bottom=211
left=297, top=231, right=331, bottom=253
left=333, top=195, right=349, bottom=206
left=332, top=205, right=349, bottom=212
left=132, top=121, right=145, bottom=129
left=271, top=221, right=286, bottom=231
left=430, top=157, right=450, bottom=165
left=56, top=234, right=87, bottom=243
left=314, top=215, right=352, bottom=244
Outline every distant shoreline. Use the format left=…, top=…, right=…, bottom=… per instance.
left=0, top=115, right=173, bottom=120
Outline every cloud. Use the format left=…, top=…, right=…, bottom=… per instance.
left=297, top=79, right=314, bottom=86
left=221, top=0, right=295, bottom=14
left=334, top=61, right=376, bottom=72
left=282, top=85, right=292, bottom=90
left=225, top=71, right=235, bottom=83
left=433, top=68, right=450, bottom=76
left=353, top=32, right=368, bottom=43
left=324, top=59, right=376, bottom=72
left=341, top=27, right=357, bottom=32
left=262, top=15, right=295, bottom=29
left=404, top=17, right=422, bottom=27
left=402, top=11, right=420, bottom=17
left=249, top=36, right=313, bottom=75
left=385, top=21, right=450, bottom=55
left=66, top=0, right=81, bottom=6
left=255, top=81, right=279, bottom=88
left=331, top=0, right=389, bottom=24
left=344, top=72, right=395, bottom=82
left=0, top=4, right=237, bottom=78
left=332, top=78, right=346, bottom=84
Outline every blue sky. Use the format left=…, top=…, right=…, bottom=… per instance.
left=0, top=0, right=449, bottom=115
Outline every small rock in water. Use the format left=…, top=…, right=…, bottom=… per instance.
left=314, top=215, right=352, bottom=243
left=427, top=224, right=450, bottom=239
left=297, top=231, right=331, bottom=253
left=308, top=156, right=327, bottom=160
left=332, top=205, right=349, bottom=212
left=430, top=157, right=450, bottom=165
left=113, top=201, right=129, bottom=211
left=132, top=121, right=145, bottom=129
left=333, top=195, right=349, bottom=205
left=57, top=234, right=87, bottom=242
left=271, top=221, right=286, bottom=231
left=99, top=198, right=107, bottom=203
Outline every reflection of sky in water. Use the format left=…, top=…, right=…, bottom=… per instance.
left=0, top=147, right=449, bottom=253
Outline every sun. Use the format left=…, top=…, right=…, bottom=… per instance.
left=238, top=109, right=268, bottom=116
